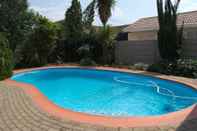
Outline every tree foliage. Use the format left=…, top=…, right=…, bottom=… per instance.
left=58, top=0, right=116, bottom=64
left=96, top=0, right=116, bottom=26
left=65, top=0, right=83, bottom=42
left=83, top=0, right=96, bottom=31
left=0, top=0, right=29, bottom=52
left=0, top=33, right=13, bottom=80
left=20, top=15, right=58, bottom=67
left=157, top=0, right=183, bottom=61
left=0, top=0, right=117, bottom=68
left=63, top=0, right=84, bottom=62
left=98, top=26, right=115, bottom=63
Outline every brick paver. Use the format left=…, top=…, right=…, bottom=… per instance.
left=0, top=82, right=197, bottom=131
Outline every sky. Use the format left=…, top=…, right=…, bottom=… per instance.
left=28, top=0, right=197, bottom=26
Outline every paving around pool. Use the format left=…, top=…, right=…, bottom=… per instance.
left=1, top=66, right=197, bottom=131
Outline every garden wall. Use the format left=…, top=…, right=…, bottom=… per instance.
left=115, top=39, right=197, bottom=65
left=182, top=39, right=197, bottom=59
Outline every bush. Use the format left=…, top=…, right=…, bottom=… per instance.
left=147, top=61, right=169, bottom=74
left=77, top=44, right=91, bottom=59
left=98, top=26, right=116, bottom=64
left=0, top=33, right=13, bottom=80
left=125, top=63, right=149, bottom=71
left=147, top=59, right=197, bottom=78
left=19, top=15, right=58, bottom=67
left=82, top=31, right=103, bottom=63
left=80, top=58, right=96, bottom=66
left=133, top=63, right=149, bottom=70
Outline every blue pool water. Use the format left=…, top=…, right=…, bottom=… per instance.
left=11, top=68, right=197, bottom=117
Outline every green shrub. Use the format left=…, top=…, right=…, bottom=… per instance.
left=126, top=63, right=149, bottom=71
left=174, top=59, right=197, bottom=78
left=133, top=63, right=149, bottom=71
left=19, top=15, right=58, bottom=67
left=98, top=26, right=116, bottom=64
left=80, top=58, right=96, bottom=66
left=148, top=59, right=197, bottom=78
left=82, top=31, right=103, bottom=63
left=0, top=0, right=29, bottom=52
left=77, top=44, right=91, bottom=59
left=0, top=33, right=13, bottom=80
left=147, top=61, right=169, bottom=74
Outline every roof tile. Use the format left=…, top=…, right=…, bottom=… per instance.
left=123, top=11, right=197, bottom=32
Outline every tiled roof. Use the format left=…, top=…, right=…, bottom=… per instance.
left=123, top=11, right=197, bottom=33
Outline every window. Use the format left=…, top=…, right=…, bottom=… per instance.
left=116, top=32, right=128, bottom=41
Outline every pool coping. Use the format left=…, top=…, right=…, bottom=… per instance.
left=3, top=65, right=197, bottom=128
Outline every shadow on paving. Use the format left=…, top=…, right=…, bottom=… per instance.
left=176, top=105, right=197, bottom=131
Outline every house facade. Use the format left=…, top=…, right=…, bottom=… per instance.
left=115, top=11, right=197, bottom=64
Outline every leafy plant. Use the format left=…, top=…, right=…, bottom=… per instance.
left=0, top=33, right=13, bottom=80
left=147, top=61, right=170, bottom=74
left=133, top=63, right=149, bottom=71
left=77, top=45, right=91, bottom=59
left=98, top=26, right=116, bottom=64
left=20, top=15, right=58, bottom=67
left=157, top=0, right=184, bottom=61
left=80, top=31, right=103, bottom=62
left=148, top=59, right=197, bottom=78
left=80, top=58, right=96, bottom=66
left=0, top=0, right=32, bottom=52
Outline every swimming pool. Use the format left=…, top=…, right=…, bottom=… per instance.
left=11, top=68, right=197, bottom=117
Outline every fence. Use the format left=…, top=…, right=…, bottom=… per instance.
left=115, top=39, right=197, bottom=64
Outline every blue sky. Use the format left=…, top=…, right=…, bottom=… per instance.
left=28, top=0, right=197, bottom=26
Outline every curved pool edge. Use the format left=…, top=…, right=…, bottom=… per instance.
left=3, top=66, right=197, bottom=128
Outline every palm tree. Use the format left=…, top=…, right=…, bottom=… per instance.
left=96, top=0, right=116, bottom=27
left=86, top=0, right=115, bottom=63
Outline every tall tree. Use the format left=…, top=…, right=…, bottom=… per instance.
left=64, top=0, right=83, bottom=61
left=96, top=0, right=116, bottom=27
left=0, top=0, right=29, bottom=52
left=83, top=0, right=96, bottom=31
left=21, top=15, right=58, bottom=67
left=64, top=0, right=83, bottom=42
left=94, top=0, right=116, bottom=63
left=157, top=0, right=183, bottom=61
